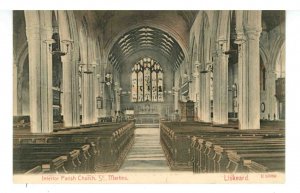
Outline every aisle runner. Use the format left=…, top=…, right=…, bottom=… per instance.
left=119, top=127, right=170, bottom=172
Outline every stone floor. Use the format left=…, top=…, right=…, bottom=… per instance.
left=119, top=127, right=170, bottom=172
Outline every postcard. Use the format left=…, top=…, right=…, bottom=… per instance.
left=12, top=10, right=285, bottom=184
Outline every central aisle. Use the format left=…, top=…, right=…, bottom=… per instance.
left=119, top=127, right=170, bottom=172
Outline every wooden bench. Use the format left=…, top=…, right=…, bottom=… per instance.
left=13, top=121, right=135, bottom=173
left=191, top=136, right=284, bottom=173
left=14, top=142, right=97, bottom=174
left=160, top=121, right=285, bottom=173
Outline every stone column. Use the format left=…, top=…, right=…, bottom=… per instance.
left=99, top=64, right=107, bottom=118
left=42, top=13, right=54, bottom=133
left=266, top=70, right=277, bottom=120
left=92, top=66, right=97, bottom=123
left=237, top=26, right=261, bottom=129
left=228, top=63, right=234, bottom=114
left=82, top=71, right=93, bottom=124
left=114, top=82, right=121, bottom=113
left=188, top=73, right=193, bottom=101
left=16, top=66, right=24, bottom=115
left=58, top=11, right=80, bottom=128
left=95, top=65, right=101, bottom=121
left=173, top=70, right=180, bottom=112
left=199, top=62, right=204, bottom=121
left=173, top=86, right=179, bottom=111
left=25, top=11, right=53, bottom=133
left=213, top=40, right=229, bottom=125
left=13, top=62, right=18, bottom=116
left=96, top=65, right=103, bottom=120
left=202, top=62, right=212, bottom=122
left=192, top=64, right=200, bottom=121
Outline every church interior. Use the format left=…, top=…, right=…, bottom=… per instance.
left=13, top=10, right=285, bottom=175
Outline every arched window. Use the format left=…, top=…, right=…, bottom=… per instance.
left=131, top=57, right=163, bottom=102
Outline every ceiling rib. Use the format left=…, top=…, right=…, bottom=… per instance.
left=108, top=26, right=185, bottom=71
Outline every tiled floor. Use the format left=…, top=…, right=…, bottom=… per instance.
left=119, top=127, right=170, bottom=172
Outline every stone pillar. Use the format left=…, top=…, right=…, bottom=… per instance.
left=237, top=21, right=261, bottom=129
left=25, top=11, right=53, bottom=133
left=201, top=62, right=212, bottom=123
left=114, top=82, right=121, bottom=113
left=92, top=66, right=97, bottom=123
left=99, top=64, right=107, bottom=118
left=43, top=14, right=54, bottom=133
left=228, top=62, right=238, bottom=117
left=199, top=63, right=204, bottom=122
left=95, top=65, right=101, bottom=121
left=16, top=66, right=24, bottom=115
left=61, top=48, right=80, bottom=128
left=266, top=70, right=277, bottom=120
left=13, top=62, right=18, bottom=116
left=173, top=70, right=180, bottom=112
left=58, top=11, right=80, bottom=128
left=82, top=70, right=94, bottom=125
left=213, top=40, right=229, bottom=125
left=192, top=63, right=200, bottom=121
left=82, top=65, right=93, bottom=124
left=96, top=65, right=103, bottom=120
left=83, top=73, right=93, bottom=124
left=188, top=73, right=193, bottom=101
left=173, top=86, right=179, bottom=111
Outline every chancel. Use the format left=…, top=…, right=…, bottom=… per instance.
left=13, top=10, right=285, bottom=176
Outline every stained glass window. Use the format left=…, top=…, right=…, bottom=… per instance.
left=157, top=71, right=163, bottom=102
left=151, top=71, right=157, bottom=101
left=131, top=57, right=163, bottom=102
left=131, top=70, right=137, bottom=102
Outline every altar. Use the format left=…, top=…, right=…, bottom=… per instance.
left=125, top=102, right=173, bottom=124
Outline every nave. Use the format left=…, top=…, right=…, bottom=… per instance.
left=12, top=10, right=286, bottom=179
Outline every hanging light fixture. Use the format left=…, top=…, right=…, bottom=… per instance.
left=43, top=39, right=73, bottom=56
left=44, top=12, right=74, bottom=56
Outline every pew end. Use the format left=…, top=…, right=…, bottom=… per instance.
left=243, top=160, right=268, bottom=173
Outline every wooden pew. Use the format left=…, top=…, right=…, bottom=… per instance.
left=191, top=136, right=284, bottom=173
left=227, top=151, right=285, bottom=173
left=14, top=142, right=96, bottom=174
left=13, top=121, right=135, bottom=173
left=160, top=121, right=285, bottom=173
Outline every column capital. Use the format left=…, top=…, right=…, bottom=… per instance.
left=216, top=38, right=228, bottom=44
left=234, top=33, right=246, bottom=45
left=215, top=39, right=228, bottom=55
left=245, top=27, right=262, bottom=40
left=216, top=39, right=228, bottom=49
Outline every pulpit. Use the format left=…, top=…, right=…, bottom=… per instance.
left=179, top=100, right=194, bottom=121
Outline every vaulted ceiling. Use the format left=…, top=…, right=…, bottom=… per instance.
left=108, top=26, right=185, bottom=71
left=75, top=10, right=198, bottom=71
left=90, top=10, right=198, bottom=47
left=262, top=10, right=285, bottom=32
